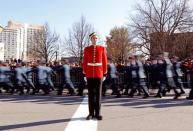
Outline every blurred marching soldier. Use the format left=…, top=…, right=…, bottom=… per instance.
left=162, top=52, right=181, bottom=99
left=181, top=57, right=193, bottom=88
left=32, top=60, right=55, bottom=95
left=128, top=55, right=150, bottom=98
left=25, top=62, right=36, bottom=94
left=124, top=57, right=135, bottom=96
left=56, top=59, right=75, bottom=96
left=128, top=56, right=140, bottom=97
left=187, top=70, right=193, bottom=99
left=0, top=61, right=14, bottom=94
left=171, top=56, right=185, bottom=94
left=136, top=55, right=150, bottom=98
left=14, top=62, right=35, bottom=95
left=150, top=57, right=166, bottom=98
left=186, top=55, right=193, bottom=99
left=14, top=62, right=26, bottom=95
left=102, top=58, right=118, bottom=96
left=116, top=61, right=126, bottom=97
left=50, top=61, right=61, bottom=88
left=75, top=66, right=86, bottom=96
left=83, top=32, right=107, bottom=120
left=29, top=61, right=39, bottom=91
left=46, top=65, right=55, bottom=92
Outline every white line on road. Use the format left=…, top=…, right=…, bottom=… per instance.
left=64, top=97, right=98, bottom=131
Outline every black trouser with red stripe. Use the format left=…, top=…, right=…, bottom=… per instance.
left=87, top=78, right=102, bottom=117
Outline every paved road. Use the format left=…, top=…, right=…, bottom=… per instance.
left=0, top=95, right=83, bottom=131
left=0, top=93, right=193, bottom=131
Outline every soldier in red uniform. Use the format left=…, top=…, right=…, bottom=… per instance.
left=83, top=32, right=107, bottom=120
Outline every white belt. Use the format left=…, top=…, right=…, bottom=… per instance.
left=87, top=63, right=102, bottom=66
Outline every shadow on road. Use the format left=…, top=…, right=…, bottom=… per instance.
left=102, top=95, right=193, bottom=108
left=0, top=95, right=84, bottom=105
left=0, top=117, right=85, bottom=131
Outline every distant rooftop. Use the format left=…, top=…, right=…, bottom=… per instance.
left=6, top=20, right=43, bottom=30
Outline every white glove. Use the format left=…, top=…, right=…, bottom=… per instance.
left=103, top=77, right=106, bottom=82
left=84, top=77, right=87, bottom=82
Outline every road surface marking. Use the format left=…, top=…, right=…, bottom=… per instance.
left=64, top=97, right=97, bottom=131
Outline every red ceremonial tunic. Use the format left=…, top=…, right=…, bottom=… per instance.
left=82, top=45, right=107, bottom=78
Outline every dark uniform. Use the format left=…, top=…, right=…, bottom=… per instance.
left=102, top=62, right=118, bottom=96
left=184, top=57, right=193, bottom=99
left=33, top=64, right=55, bottom=95
left=56, top=63, right=75, bottom=95
left=25, top=66, right=36, bottom=94
left=124, top=63, right=133, bottom=95
left=128, top=59, right=150, bottom=98
left=148, top=59, right=165, bottom=97
left=75, top=67, right=86, bottom=96
left=0, top=62, right=14, bottom=94
left=163, top=57, right=181, bottom=99
left=14, top=65, right=28, bottom=95
left=172, top=60, right=185, bottom=94
left=187, top=68, right=193, bottom=99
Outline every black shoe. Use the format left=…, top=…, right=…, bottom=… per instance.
left=50, top=87, right=55, bottom=91
left=9, top=89, right=14, bottom=95
left=180, top=91, right=185, bottom=94
left=186, top=97, right=193, bottom=100
left=111, top=92, right=116, bottom=95
left=57, top=92, right=62, bottom=95
left=123, top=91, right=128, bottom=95
left=128, top=94, right=134, bottom=98
left=19, top=92, right=24, bottom=95
left=95, top=115, right=103, bottom=120
left=43, top=93, right=49, bottom=96
left=70, top=92, right=76, bottom=96
left=26, top=90, right=30, bottom=94
left=173, top=93, right=181, bottom=99
left=137, top=92, right=141, bottom=96
left=154, top=94, right=162, bottom=98
left=102, top=93, right=106, bottom=97
left=77, top=93, right=83, bottom=96
left=143, top=95, right=150, bottom=99
left=30, top=92, right=36, bottom=95
left=116, top=93, right=121, bottom=98
left=162, top=90, right=166, bottom=96
left=86, top=114, right=94, bottom=120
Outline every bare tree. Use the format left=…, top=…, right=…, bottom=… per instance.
left=64, top=15, right=94, bottom=64
left=170, top=32, right=193, bottom=58
left=107, top=26, right=132, bottom=63
left=28, top=23, right=60, bottom=62
left=130, top=0, right=193, bottom=58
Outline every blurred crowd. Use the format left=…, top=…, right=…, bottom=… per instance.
left=1, top=52, right=193, bottom=99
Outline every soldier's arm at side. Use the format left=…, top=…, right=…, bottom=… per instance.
left=102, top=47, right=108, bottom=76
left=82, top=47, right=88, bottom=76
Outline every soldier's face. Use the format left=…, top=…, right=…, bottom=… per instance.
left=91, top=35, right=98, bottom=45
left=152, top=60, right=157, bottom=64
